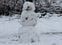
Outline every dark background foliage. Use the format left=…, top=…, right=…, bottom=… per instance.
left=0, top=0, right=62, bottom=16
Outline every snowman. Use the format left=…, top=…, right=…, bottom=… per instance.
left=18, top=2, right=41, bottom=43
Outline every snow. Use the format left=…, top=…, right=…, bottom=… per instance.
left=36, top=16, right=62, bottom=33
left=0, top=15, right=62, bottom=45
left=0, top=16, right=21, bottom=36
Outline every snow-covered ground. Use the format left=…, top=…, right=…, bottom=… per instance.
left=0, top=15, right=62, bottom=45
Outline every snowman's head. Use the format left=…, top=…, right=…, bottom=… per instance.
left=23, top=2, right=35, bottom=11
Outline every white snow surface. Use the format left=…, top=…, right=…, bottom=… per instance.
left=0, top=15, right=62, bottom=45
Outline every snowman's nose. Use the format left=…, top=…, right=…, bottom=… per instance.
left=26, top=6, right=30, bottom=10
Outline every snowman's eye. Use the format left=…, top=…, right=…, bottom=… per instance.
left=25, top=17, right=28, bottom=20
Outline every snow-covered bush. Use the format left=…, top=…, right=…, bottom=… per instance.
left=35, top=1, right=62, bottom=17
left=0, top=0, right=23, bottom=16
left=0, top=0, right=62, bottom=16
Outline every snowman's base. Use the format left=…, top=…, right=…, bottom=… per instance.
left=18, top=26, right=40, bottom=43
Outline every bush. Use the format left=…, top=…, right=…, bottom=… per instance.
left=0, top=0, right=23, bottom=16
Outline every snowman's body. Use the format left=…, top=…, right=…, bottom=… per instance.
left=18, top=26, right=39, bottom=43
left=20, top=11, right=40, bottom=26
left=18, top=2, right=40, bottom=43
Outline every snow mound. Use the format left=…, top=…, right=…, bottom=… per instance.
left=0, top=15, right=62, bottom=45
